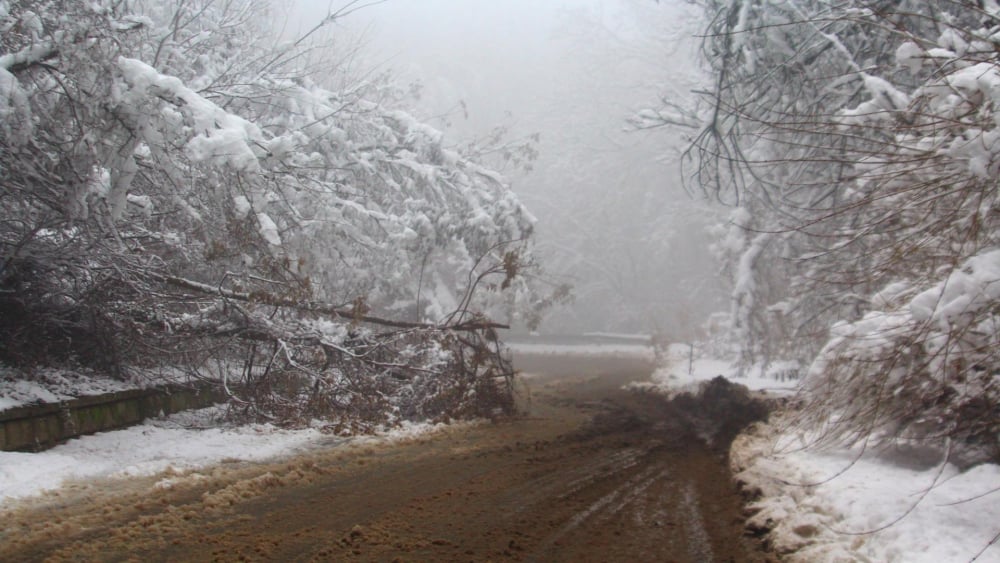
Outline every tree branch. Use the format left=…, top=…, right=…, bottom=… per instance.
left=156, top=273, right=509, bottom=331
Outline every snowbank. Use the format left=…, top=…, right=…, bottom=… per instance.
left=732, top=416, right=1000, bottom=562
left=0, top=405, right=455, bottom=506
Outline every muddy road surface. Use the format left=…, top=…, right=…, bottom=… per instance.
left=1, top=354, right=769, bottom=562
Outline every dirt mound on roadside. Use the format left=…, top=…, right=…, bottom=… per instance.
left=666, top=376, right=772, bottom=449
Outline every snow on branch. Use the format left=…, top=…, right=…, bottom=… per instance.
left=117, top=56, right=264, bottom=172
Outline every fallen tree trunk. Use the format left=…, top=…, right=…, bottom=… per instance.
left=158, top=273, right=510, bottom=332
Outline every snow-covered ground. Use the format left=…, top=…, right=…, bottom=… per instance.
left=0, top=405, right=458, bottom=507
left=731, top=418, right=1000, bottom=562
left=635, top=346, right=999, bottom=562
left=0, top=367, right=137, bottom=410
left=0, top=365, right=203, bottom=411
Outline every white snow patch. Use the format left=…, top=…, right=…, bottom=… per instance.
left=0, top=367, right=138, bottom=410
left=256, top=212, right=282, bottom=246
left=732, top=420, right=1000, bottom=562
left=0, top=406, right=457, bottom=506
left=896, top=41, right=924, bottom=75
left=233, top=195, right=252, bottom=219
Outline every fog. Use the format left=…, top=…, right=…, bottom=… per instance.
left=288, top=0, right=725, bottom=337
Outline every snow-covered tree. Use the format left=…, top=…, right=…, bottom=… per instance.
left=686, top=0, right=1000, bottom=459
left=0, top=0, right=537, bottom=427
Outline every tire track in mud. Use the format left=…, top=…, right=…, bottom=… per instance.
left=0, top=355, right=772, bottom=562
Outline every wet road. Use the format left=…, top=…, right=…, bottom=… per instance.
left=0, top=354, right=768, bottom=562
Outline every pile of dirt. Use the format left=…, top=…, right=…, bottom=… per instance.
left=666, top=376, right=773, bottom=449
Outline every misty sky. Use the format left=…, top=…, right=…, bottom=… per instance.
left=284, top=0, right=720, bottom=334
left=286, top=0, right=684, bottom=134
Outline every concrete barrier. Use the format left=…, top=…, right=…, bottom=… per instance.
left=0, top=383, right=226, bottom=452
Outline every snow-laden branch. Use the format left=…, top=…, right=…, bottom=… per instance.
left=0, top=42, right=59, bottom=73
